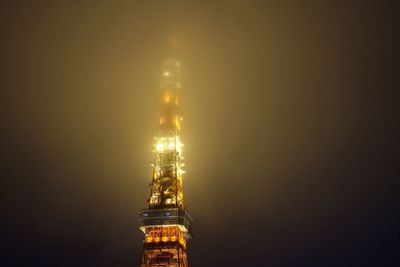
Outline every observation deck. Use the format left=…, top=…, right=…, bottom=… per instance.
left=139, top=208, right=193, bottom=237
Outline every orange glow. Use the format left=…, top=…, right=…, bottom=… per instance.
left=163, top=92, right=171, bottom=103
left=143, top=226, right=187, bottom=248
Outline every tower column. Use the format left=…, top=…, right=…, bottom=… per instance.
left=138, top=59, right=193, bottom=267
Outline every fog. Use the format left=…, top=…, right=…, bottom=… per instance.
left=1, top=1, right=399, bottom=266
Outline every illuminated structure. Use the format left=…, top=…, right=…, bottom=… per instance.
left=139, top=59, right=193, bottom=267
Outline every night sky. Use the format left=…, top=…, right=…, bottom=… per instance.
left=1, top=1, right=399, bottom=266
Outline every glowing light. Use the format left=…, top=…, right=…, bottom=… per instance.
left=163, top=93, right=171, bottom=103
left=156, top=143, right=165, bottom=152
left=142, top=225, right=188, bottom=248
left=154, top=136, right=183, bottom=154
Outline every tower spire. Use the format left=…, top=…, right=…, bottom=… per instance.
left=139, top=58, right=193, bottom=267
left=150, top=58, right=184, bottom=209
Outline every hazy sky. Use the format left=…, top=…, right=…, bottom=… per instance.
left=1, top=1, right=399, bottom=266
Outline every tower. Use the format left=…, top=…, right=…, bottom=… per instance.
left=139, top=59, right=193, bottom=267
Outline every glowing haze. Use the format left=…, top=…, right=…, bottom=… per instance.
left=0, top=1, right=398, bottom=267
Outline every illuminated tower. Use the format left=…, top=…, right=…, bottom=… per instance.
left=139, top=59, right=193, bottom=267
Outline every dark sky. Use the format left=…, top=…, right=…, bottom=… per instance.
left=1, top=1, right=399, bottom=266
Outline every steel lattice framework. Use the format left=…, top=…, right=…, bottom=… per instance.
left=139, top=59, right=193, bottom=267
